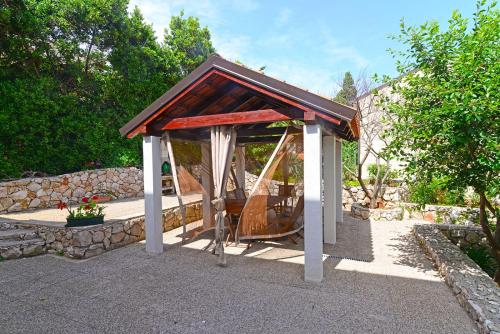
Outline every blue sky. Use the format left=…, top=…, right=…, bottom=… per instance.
left=128, top=0, right=476, bottom=97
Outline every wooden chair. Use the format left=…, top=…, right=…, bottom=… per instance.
left=268, top=196, right=304, bottom=239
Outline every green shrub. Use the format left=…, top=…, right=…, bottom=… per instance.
left=367, top=164, right=399, bottom=184
left=408, top=177, right=466, bottom=207
left=465, top=245, right=498, bottom=278
left=345, top=179, right=360, bottom=187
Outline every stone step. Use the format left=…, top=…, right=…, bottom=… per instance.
left=0, top=229, right=38, bottom=241
left=0, top=238, right=46, bottom=260
left=0, top=222, right=15, bottom=231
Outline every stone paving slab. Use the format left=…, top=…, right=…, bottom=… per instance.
left=0, top=214, right=478, bottom=333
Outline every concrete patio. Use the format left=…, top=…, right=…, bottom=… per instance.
left=0, top=213, right=477, bottom=333
left=0, top=194, right=201, bottom=227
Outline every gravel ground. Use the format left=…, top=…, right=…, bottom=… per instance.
left=0, top=214, right=477, bottom=333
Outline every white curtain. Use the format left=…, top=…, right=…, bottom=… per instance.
left=211, top=125, right=236, bottom=266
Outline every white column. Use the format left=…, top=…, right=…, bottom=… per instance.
left=201, top=143, right=214, bottom=229
left=303, top=124, right=323, bottom=282
left=235, top=146, right=245, bottom=190
left=143, top=136, right=163, bottom=254
left=323, top=136, right=336, bottom=244
left=335, top=139, right=344, bottom=223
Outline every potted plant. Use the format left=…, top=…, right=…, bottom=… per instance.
left=58, top=195, right=105, bottom=227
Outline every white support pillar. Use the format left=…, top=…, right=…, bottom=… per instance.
left=201, top=143, right=214, bottom=229
left=335, top=139, right=344, bottom=223
left=303, top=124, right=323, bottom=282
left=323, top=136, right=336, bottom=245
left=235, top=146, right=245, bottom=190
left=143, top=136, right=163, bottom=254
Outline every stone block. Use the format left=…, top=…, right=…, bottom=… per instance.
left=85, top=243, right=104, bottom=257
left=10, top=190, right=27, bottom=200
left=29, top=198, right=41, bottom=208
left=92, top=231, right=105, bottom=243
left=22, top=243, right=45, bottom=257
left=1, top=246, right=22, bottom=259
left=73, top=231, right=92, bottom=247
left=27, top=182, right=41, bottom=192
left=111, top=231, right=125, bottom=244
left=112, top=224, right=124, bottom=233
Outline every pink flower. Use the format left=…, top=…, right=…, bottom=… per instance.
left=82, top=197, right=89, bottom=203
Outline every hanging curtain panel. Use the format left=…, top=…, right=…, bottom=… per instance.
left=210, top=125, right=236, bottom=266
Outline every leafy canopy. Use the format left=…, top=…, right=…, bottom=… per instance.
left=384, top=0, right=499, bottom=196
left=0, top=0, right=214, bottom=178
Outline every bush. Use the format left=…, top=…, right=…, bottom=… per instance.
left=408, top=178, right=466, bottom=207
left=367, top=163, right=399, bottom=184
left=465, top=245, right=498, bottom=278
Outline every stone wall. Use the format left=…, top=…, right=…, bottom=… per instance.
left=350, top=202, right=404, bottom=221
left=343, top=185, right=406, bottom=208
left=0, top=167, right=143, bottom=213
left=419, top=204, right=480, bottom=225
left=13, top=201, right=202, bottom=259
left=414, top=224, right=500, bottom=334
left=434, top=224, right=486, bottom=250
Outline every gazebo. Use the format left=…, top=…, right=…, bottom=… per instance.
left=120, top=54, right=359, bottom=282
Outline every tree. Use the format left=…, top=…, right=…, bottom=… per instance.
left=0, top=1, right=215, bottom=178
left=334, top=72, right=358, bottom=182
left=334, top=72, right=357, bottom=106
left=355, top=84, right=394, bottom=209
left=334, top=71, right=393, bottom=209
left=384, top=0, right=500, bottom=283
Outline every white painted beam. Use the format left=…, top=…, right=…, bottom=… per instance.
left=323, top=136, right=336, bottom=245
left=143, top=136, right=163, bottom=254
left=335, top=139, right=344, bottom=223
left=303, top=124, right=323, bottom=282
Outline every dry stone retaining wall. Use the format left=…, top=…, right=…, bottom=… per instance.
left=414, top=224, right=500, bottom=334
left=9, top=201, right=202, bottom=259
left=0, top=167, right=144, bottom=213
left=350, top=202, right=404, bottom=221
left=343, top=185, right=406, bottom=208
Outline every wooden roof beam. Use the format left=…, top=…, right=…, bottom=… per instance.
left=161, top=108, right=302, bottom=131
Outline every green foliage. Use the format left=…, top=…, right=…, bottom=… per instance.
left=334, top=72, right=357, bottom=106
left=334, top=72, right=358, bottom=180
left=408, top=177, right=466, bottom=207
left=384, top=0, right=500, bottom=197
left=385, top=2, right=500, bottom=278
left=342, top=141, right=358, bottom=181
left=246, top=143, right=276, bottom=176
left=465, top=244, right=498, bottom=278
left=0, top=1, right=214, bottom=178
left=345, top=179, right=361, bottom=187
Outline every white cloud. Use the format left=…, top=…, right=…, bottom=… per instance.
left=227, top=0, right=260, bottom=12
left=212, top=35, right=252, bottom=61
left=264, top=60, right=338, bottom=98
left=128, top=0, right=221, bottom=40
left=320, top=27, right=369, bottom=69
left=127, top=0, right=367, bottom=97
left=276, top=8, right=292, bottom=26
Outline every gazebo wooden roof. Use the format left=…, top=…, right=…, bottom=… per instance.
left=119, top=54, right=360, bottom=142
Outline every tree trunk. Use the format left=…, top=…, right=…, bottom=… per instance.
left=478, top=192, right=500, bottom=285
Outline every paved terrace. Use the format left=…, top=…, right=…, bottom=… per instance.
left=0, top=211, right=477, bottom=333
left=0, top=194, right=201, bottom=227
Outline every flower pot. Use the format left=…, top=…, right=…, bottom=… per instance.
left=65, top=215, right=104, bottom=227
